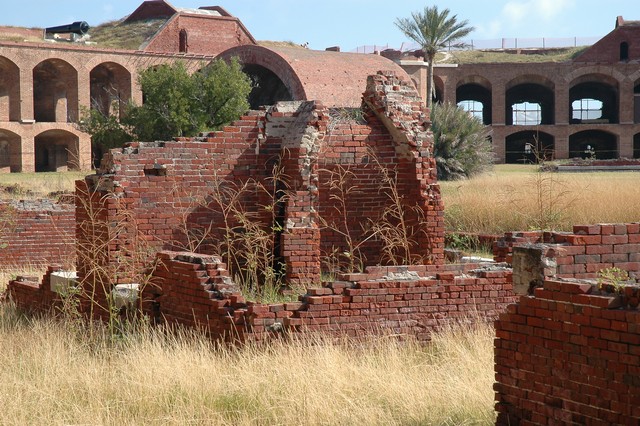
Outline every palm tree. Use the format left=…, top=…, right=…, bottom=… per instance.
left=395, top=6, right=474, bottom=108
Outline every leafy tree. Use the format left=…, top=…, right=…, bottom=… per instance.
left=395, top=6, right=474, bottom=108
left=431, top=102, right=493, bottom=180
left=80, top=58, right=251, bottom=161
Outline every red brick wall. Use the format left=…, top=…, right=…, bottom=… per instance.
left=75, top=72, right=443, bottom=290
left=146, top=251, right=515, bottom=342
left=495, top=278, right=640, bottom=424
left=143, top=14, right=255, bottom=55
left=574, top=23, right=640, bottom=63
left=0, top=200, right=75, bottom=269
left=494, top=223, right=640, bottom=279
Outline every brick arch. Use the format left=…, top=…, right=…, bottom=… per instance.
left=217, top=45, right=412, bottom=108
left=569, top=73, right=619, bottom=124
left=456, top=77, right=492, bottom=125
left=0, top=128, right=22, bottom=172
left=34, top=128, right=81, bottom=172
left=505, top=76, right=555, bottom=125
left=456, top=75, right=492, bottom=91
left=568, top=129, right=618, bottom=159
left=33, top=58, right=79, bottom=123
left=217, top=45, right=305, bottom=104
left=504, top=130, right=555, bottom=163
left=506, top=74, right=555, bottom=91
left=90, top=61, right=132, bottom=118
left=0, top=56, right=20, bottom=121
left=566, top=67, right=625, bottom=85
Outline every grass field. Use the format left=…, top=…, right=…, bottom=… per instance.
left=441, top=165, right=640, bottom=234
left=0, top=297, right=496, bottom=425
left=0, top=171, right=86, bottom=199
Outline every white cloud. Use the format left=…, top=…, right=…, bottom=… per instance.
left=501, top=0, right=576, bottom=28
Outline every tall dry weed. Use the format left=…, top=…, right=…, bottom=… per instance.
left=0, top=308, right=496, bottom=425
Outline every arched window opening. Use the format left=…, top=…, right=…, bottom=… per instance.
left=34, top=130, right=79, bottom=172
left=457, top=100, right=484, bottom=121
left=569, top=80, right=618, bottom=124
left=512, top=102, right=542, bottom=125
left=179, top=29, right=188, bottom=53
left=572, top=98, right=603, bottom=122
left=620, top=42, right=629, bottom=61
left=457, top=81, right=492, bottom=125
left=634, top=84, right=640, bottom=124
left=569, top=130, right=617, bottom=160
left=505, top=131, right=554, bottom=164
left=505, top=81, right=554, bottom=126
left=0, top=129, right=21, bottom=172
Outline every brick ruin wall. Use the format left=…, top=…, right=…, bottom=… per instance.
left=4, top=71, right=518, bottom=340
left=0, top=199, right=75, bottom=270
left=494, top=222, right=640, bottom=424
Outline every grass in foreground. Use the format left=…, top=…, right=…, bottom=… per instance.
left=441, top=165, right=640, bottom=234
left=0, top=300, right=496, bottom=425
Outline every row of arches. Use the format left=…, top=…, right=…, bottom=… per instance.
left=504, top=130, right=640, bottom=164
left=0, top=129, right=79, bottom=172
left=449, top=74, right=629, bottom=127
left=0, top=55, right=132, bottom=124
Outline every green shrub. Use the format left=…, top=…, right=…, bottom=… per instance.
left=431, top=102, right=493, bottom=180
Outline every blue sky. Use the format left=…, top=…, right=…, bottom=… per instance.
left=0, top=0, right=637, bottom=51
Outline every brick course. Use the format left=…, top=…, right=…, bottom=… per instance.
left=0, top=199, right=75, bottom=269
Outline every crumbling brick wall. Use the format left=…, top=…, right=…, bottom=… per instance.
left=144, top=251, right=514, bottom=342
left=0, top=199, right=75, bottom=269
left=495, top=278, right=640, bottom=424
left=495, top=222, right=640, bottom=424
left=74, top=71, right=444, bottom=295
left=494, top=223, right=640, bottom=279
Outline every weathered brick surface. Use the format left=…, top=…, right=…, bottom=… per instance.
left=71, top=72, right=443, bottom=290
left=0, top=72, right=495, bottom=344
left=143, top=251, right=515, bottom=342
left=494, top=223, right=640, bottom=279
left=0, top=200, right=75, bottom=269
left=495, top=278, right=640, bottom=425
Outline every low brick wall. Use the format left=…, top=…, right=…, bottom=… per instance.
left=146, top=251, right=515, bottom=342
left=0, top=200, right=76, bottom=270
left=5, top=250, right=516, bottom=342
left=494, top=223, right=640, bottom=279
left=495, top=278, right=640, bottom=424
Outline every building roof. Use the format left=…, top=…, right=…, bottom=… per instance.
left=124, top=1, right=231, bottom=23
left=218, top=44, right=414, bottom=108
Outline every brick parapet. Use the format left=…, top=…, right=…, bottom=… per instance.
left=495, top=277, right=640, bottom=424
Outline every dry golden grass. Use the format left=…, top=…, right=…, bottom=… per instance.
left=0, top=301, right=496, bottom=425
left=0, top=171, right=85, bottom=199
left=441, top=165, right=640, bottom=234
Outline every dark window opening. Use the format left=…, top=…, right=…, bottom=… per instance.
left=506, top=83, right=554, bottom=126
left=505, top=131, right=554, bottom=164
left=620, top=42, right=629, bottom=61
left=242, top=64, right=293, bottom=109
left=569, top=130, right=617, bottom=160
left=179, top=29, right=188, bottom=53
left=457, top=83, right=492, bottom=124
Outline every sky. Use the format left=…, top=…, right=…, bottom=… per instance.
left=0, top=0, right=637, bottom=52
